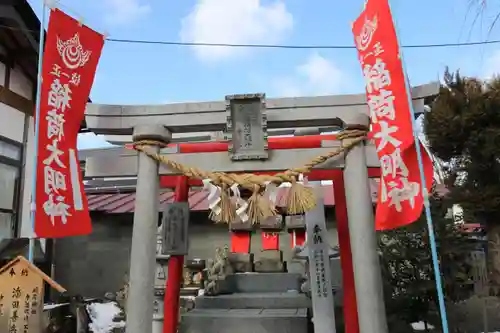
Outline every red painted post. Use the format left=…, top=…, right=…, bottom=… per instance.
left=332, top=173, right=360, bottom=333
left=230, top=232, right=252, bottom=253
left=163, top=176, right=189, bottom=333
left=290, top=230, right=306, bottom=248
left=261, top=232, right=280, bottom=250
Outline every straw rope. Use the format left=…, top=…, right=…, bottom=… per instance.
left=129, top=126, right=367, bottom=224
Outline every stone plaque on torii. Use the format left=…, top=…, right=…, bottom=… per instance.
left=226, top=93, right=269, bottom=161
left=83, top=82, right=439, bottom=333
left=161, top=202, right=190, bottom=256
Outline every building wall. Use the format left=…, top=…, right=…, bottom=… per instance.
left=0, top=45, right=5, bottom=79
left=53, top=211, right=341, bottom=298
left=0, top=46, right=34, bottom=240
left=19, top=117, right=35, bottom=238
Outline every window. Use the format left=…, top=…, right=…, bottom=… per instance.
left=0, top=135, right=22, bottom=237
left=0, top=212, right=13, bottom=238
left=0, top=163, right=18, bottom=210
left=0, top=140, right=21, bottom=161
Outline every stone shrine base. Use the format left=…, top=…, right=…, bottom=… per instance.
left=181, top=273, right=309, bottom=333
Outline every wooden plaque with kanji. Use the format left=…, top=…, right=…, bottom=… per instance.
left=0, top=256, right=66, bottom=333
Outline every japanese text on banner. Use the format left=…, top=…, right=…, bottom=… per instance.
left=42, top=64, right=79, bottom=226
left=34, top=8, right=104, bottom=238
left=352, top=0, right=433, bottom=230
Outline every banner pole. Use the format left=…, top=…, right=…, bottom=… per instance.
left=28, top=0, right=48, bottom=263
left=388, top=1, right=450, bottom=332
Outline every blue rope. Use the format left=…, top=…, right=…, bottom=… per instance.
left=28, top=1, right=48, bottom=263
left=388, top=1, right=450, bottom=332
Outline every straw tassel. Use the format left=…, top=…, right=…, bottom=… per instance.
left=209, top=184, right=235, bottom=224
left=286, top=176, right=316, bottom=215
left=246, top=184, right=277, bottom=224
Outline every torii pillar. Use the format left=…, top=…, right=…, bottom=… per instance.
left=126, top=125, right=171, bottom=333
left=342, top=116, right=388, bottom=333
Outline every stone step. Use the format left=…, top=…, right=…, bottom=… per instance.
left=195, top=292, right=310, bottom=309
left=181, top=308, right=308, bottom=333
left=227, top=272, right=302, bottom=293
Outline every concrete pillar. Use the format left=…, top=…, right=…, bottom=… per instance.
left=126, top=125, right=171, bottom=333
left=342, top=115, right=388, bottom=333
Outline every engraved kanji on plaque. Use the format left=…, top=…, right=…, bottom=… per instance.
left=0, top=256, right=66, bottom=333
left=226, top=93, right=269, bottom=161
left=161, top=202, right=190, bottom=256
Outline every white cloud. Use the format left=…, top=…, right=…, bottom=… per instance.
left=77, top=133, right=113, bottom=150
left=272, top=53, right=344, bottom=97
left=102, top=0, right=151, bottom=25
left=180, top=0, right=293, bottom=62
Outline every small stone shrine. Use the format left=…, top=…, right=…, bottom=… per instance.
left=183, top=270, right=311, bottom=333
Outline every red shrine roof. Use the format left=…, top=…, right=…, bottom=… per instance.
left=86, top=182, right=380, bottom=213
left=86, top=181, right=448, bottom=214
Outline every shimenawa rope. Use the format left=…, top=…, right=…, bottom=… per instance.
left=127, top=127, right=367, bottom=224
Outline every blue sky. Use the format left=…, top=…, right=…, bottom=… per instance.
left=27, top=0, right=500, bottom=149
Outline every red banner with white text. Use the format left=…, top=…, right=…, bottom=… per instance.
left=34, top=8, right=104, bottom=238
left=352, top=0, right=433, bottom=230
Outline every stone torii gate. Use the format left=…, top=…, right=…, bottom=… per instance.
left=83, top=82, right=438, bottom=333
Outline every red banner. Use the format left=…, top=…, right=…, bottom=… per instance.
left=352, top=0, right=433, bottom=230
left=34, top=9, right=104, bottom=238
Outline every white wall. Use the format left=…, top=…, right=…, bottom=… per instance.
left=0, top=103, right=25, bottom=142
left=9, top=67, right=33, bottom=100
left=0, top=63, right=32, bottom=142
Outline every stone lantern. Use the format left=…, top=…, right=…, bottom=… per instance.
left=153, top=224, right=169, bottom=333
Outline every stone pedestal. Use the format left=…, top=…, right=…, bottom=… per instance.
left=205, top=276, right=234, bottom=296
left=182, top=273, right=309, bottom=333
left=228, top=252, right=254, bottom=273
left=260, top=215, right=283, bottom=230
left=285, top=215, right=306, bottom=230
left=229, top=215, right=254, bottom=231
left=254, top=250, right=285, bottom=273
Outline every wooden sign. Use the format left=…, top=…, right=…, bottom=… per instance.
left=0, top=256, right=66, bottom=333
left=161, top=202, right=190, bottom=256
left=226, top=93, right=269, bottom=161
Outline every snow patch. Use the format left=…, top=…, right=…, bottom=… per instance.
left=411, top=322, right=435, bottom=331
left=43, top=303, right=69, bottom=311
left=87, top=302, right=125, bottom=333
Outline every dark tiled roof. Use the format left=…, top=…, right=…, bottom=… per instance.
left=86, top=182, right=381, bottom=213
